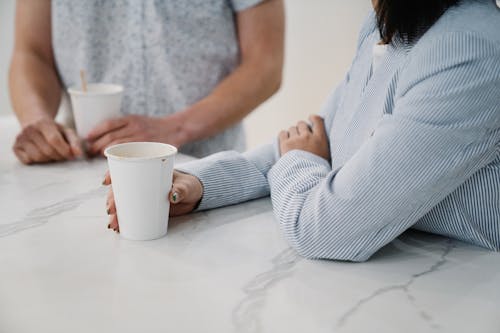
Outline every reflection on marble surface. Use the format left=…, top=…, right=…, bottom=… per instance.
left=1, top=116, right=499, bottom=333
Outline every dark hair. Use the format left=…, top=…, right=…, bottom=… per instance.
left=375, top=0, right=460, bottom=45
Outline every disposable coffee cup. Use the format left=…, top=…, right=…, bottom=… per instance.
left=104, top=142, right=177, bottom=241
left=68, top=83, right=123, bottom=138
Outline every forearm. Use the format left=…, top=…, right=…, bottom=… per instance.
left=9, top=51, right=62, bottom=126
left=172, top=0, right=284, bottom=146
left=174, top=59, right=282, bottom=146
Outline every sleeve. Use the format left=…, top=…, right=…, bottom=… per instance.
left=230, top=0, right=266, bottom=12
left=174, top=11, right=367, bottom=211
left=175, top=142, right=277, bottom=210
left=267, top=32, right=500, bottom=262
left=175, top=73, right=349, bottom=211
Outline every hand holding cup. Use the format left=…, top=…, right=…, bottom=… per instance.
left=104, top=169, right=203, bottom=233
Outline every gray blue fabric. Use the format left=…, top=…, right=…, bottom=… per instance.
left=52, top=0, right=264, bottom=157
left=178, top=0, right=500, bottom=261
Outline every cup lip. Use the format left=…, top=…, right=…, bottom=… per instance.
left=68, top=83, right=123, bottom=96
left=104, top=142, right=178, bottom=161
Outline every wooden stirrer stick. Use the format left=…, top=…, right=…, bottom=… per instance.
left=80, top=69, right=88, bottom=92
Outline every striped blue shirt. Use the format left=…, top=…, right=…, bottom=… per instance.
left=178, top=0, right=500, bottom=261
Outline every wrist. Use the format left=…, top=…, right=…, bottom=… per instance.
left=18, top=110, right=54, bottom=128
left=158, top=112, right=189, bottom=147
left=177, top=100, right=219, bottom=144
left=167, top=108, right=203, bottom=146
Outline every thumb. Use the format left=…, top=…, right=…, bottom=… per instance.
left=60, top=126, right=83, bottom=157
left=169, top=183, right=186, bottom=204
left=309, top=115, right=326, bottom=138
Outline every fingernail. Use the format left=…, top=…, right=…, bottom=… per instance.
left=172, top=192, right=178, bottom=202
left=107, top=224, right=111, bottom=229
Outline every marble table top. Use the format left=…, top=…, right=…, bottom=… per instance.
left=0, top=115, right=499, bottom=333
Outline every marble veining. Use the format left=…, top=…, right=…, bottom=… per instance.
left=336, top=238, right=455, bottom=330
left=233, top=248, right=302, bottom=333
left=0, top=187, right=105, bottom=238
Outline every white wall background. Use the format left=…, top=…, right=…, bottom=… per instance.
left=246, top=1, right=371, bottom=147
left=0, top=0, right=15, bottom=118
left=0, top=0, right=371, bottom=149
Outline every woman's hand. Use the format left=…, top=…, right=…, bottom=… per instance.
left=278, top=115, right=330, bottom=161
left=13, top=117, right=83, bottom=164
left=103, top=170, right=203, bottom=232
left=87, top=114, right=187, bottom=156
left=168, top=171, right=204, bottom=216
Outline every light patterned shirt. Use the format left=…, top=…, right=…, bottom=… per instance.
left=178, top=0, right=500, bottom=261
left=52, top=0, right=264, bottom=157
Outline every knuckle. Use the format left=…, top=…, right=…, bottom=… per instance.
left=31, top=152, right=43, bottom=161
left=15, top=132, right=24, bottom=143
left=47, top=134, right=60, bottom=145
left=24, top=125, right=35, bottom=134
left=40, top=145, right=51, bottom=155
left=13, top=147, right=21, bottom=157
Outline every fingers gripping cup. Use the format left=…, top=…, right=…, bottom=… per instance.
left=104, top=142, right=177, bottom=241
left=68, top=83, right=124, bottom=138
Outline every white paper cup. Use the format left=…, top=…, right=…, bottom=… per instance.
left=68, top=83, right=123, bottom=138
left=104, top=142, right=177, bottom=241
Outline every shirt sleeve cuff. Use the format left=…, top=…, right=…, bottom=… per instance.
left=268, top=149, right=332, bottom=188
left=230, top=0, right=266, bottom=12
left=278, top=150, right=331, bottom=169
left=175, top=154, right=235, bottom=211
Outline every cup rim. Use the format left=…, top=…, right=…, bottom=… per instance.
left=104, top=142, right=178, bottom=161
left=68, top=83, right=123, bottom=96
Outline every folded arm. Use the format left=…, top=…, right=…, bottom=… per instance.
left=268, top=33, right=500, bottom=262
left=176, top=70, right=348, bottom=210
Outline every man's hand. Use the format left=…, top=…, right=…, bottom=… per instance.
left=279, top=115, right=330, bottom=161
left=86, top=114, right=186, bottom=156
left=104, top=170, right=203, bottom=232
left=13, top=117, right=83, bottom=164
